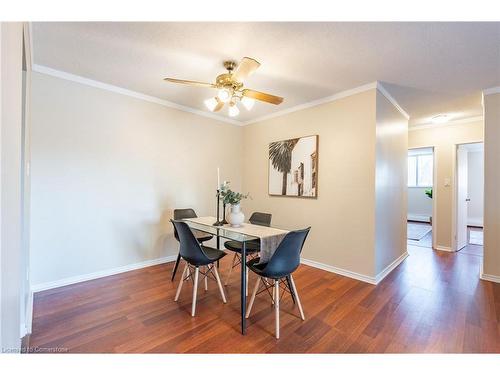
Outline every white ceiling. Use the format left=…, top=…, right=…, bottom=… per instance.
left=32, top=22, right=500, bottom=126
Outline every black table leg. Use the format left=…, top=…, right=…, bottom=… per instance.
left=216, top=231, right=220, bottom=268
left=171, top=253, right=182, bottom=281
left=286, top=275, right=296, bottom=304
left=241, top=241, right=247, bottom=335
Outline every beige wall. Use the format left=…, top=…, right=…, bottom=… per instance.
left=374, top=91, right=408, bottom=275
left=30, top=72, right=243, bottom=287
left=483, top=93, right=500, bottom=278
left=408, top=120, right=483, bottom=250
left=243, top=90, right=379, bottom=278
left=242, top=88, right=408, bottom=280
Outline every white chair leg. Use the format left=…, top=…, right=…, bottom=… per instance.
left=246, top=277, right=260, bottom=318
left=224, top=252, right=237, bottom=286
left=204, top=266, right=208, bottom=291
left=212, top=263, right=227, bottom=303
left=174, top=263, right=188, bottom=301
left=191, top=267, right=199, bottom=317
left=289, top=275, right=305, bottom=320
left=275, top=279, right=280, bottom=339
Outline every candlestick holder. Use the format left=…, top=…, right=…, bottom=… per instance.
left=213, top=189, right=224, bottom=226
left=222, top=202, right=228, bottom=225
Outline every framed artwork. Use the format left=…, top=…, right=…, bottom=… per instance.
left=268, top=135, right=318, bottom=198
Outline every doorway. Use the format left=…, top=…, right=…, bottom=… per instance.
left=407, top=147, right=434, bottom=248
left=455, top=142, right=484, bottom=256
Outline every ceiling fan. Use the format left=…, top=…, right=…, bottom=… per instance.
left=164, top=57, right=284, bottom=117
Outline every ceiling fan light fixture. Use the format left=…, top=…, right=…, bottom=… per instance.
left=217, top=88, right=232, bottom=103
left=164, top=57, right=284, bottom=112
left=241, top=96, right=255, bottom=110
left=204, top=97, right=220, bottom=112
left=228, top=103, right=240, bottom=117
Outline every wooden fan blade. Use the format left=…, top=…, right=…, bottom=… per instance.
left=213, top=100, right=224, bottom=112
left=243, top=89, right=284, bottom=105
left=163, top=78, right=216, bottom=88
left=232, top=57, right=260, bottom=83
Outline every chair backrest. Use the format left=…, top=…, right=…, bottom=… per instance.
left=174, top=208, right=197, bottom=220
left=262, top=227, right=311, bottom=278
left=171, top=220, right=211, bottom=266
left=172, top=208, right=198, bottom=242
left=249, top=212, right=272, bottom=227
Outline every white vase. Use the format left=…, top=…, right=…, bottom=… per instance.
left=227, top=203, right=245, bottom=227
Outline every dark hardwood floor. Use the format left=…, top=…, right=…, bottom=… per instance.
left=29, top=245, right=500, bottom=353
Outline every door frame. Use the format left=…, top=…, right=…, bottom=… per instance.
left=408, top=146, right=437, bottom=250
left=452, top=141, right=484, bottom=252
left=20, top=22, right=33, bottom=338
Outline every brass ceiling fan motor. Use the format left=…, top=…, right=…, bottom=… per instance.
left=216, top=61, right=243, bottom=92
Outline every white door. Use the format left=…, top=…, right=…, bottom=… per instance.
left=456, top=146, right=469, bottom=250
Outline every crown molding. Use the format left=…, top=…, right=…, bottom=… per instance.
left=32, top=64, right=243, bottom=126
left=242, top=82, right=379, bottom=126
left=242, top=81, right=410, bottom=126
left=32, top=65, right=413, bottom=127
left=376, top=82, right=410, bottom=120
left=409, top=115, right=483, bottom=132
left=483, top=86, right=500, bottom=96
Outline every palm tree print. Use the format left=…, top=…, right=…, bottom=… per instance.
left=269, top=138, right=299, bottom=195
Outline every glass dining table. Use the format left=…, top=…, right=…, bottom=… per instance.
left=182, top=218, right=260, bottom=335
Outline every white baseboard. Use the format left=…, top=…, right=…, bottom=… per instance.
left=375, top=252, right=409, bottom=284
left=20, top=324, right=28, bottom=339
left=407, top=214, right=431, bottom=223
left=301, top=251, right=409, bottom=285
left=480, top=263, right=500, bottom=283
left=25, top=290, right=34, bottom=335
left=300, top=258, right=377, bottom=284
left=434, top=245, right=454, bottom=252
left=31, top=255, right=177, bottom=293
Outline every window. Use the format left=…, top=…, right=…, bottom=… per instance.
left=408, top=152, right=433, bottom=187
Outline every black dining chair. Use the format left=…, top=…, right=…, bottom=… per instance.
left=171, top=208, right=213, bottom=281
left=223, top=212, right=272, bottom=294
left=245, top=227, right=311, bottom=339
left=171, top=220, right=227, bottom=317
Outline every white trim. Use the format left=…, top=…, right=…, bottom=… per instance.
left=483, top=86, right=500, bottom=96
left=409, top=116, right=483, bottom=131
left=32, top=64, right=242, bottom=126
left=300, top=257, right=377, bottom=284
left=243, top=81, right=410, bottom=126
left=31, top=255, right=177, bottom=293
left=31, top=66, right=412, bottom=128
left=374, top=252, right=409, bottom=284
left=480, top=263, right=500, bottom=283
left=27, top=22, right=33, bottom=70
left=376, top=82, right=410, bottom=120
left=434, top=245, right=454, bottom=252
left=20, top=324, right=27, bottom=339
left=25, top=290, right=33, bottom=335
left=407, top=214, right=431, bottom=223
left=242, top=82, right=378, bottom=125
left=301, top=252, right=409, bottom=285
left=480, top=273, right=500, bottom=283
